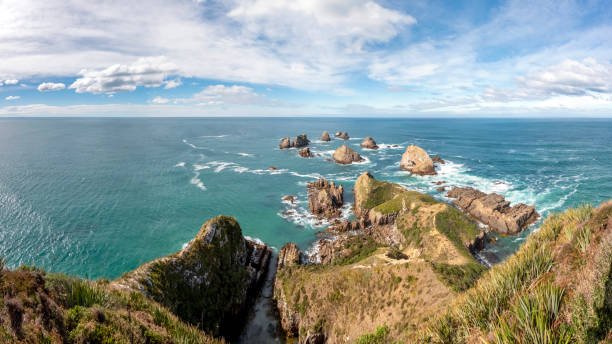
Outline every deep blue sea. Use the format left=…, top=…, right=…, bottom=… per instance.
left=1, top=117, right=610, bottom=341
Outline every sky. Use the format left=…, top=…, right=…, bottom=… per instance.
left=1, top=0, right=612, bottom=117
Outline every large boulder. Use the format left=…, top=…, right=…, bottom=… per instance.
left=446, top=187, right=540, bottom=235
left=360, top=136, right=379, bottom=149
left=339, top=132, right=350, bottom=140
left=280, top=137, right=292, bottom=149
left=321, top=131, right=331, bottom=142
left=115, top=216, right=270, bottom=336
left=334, top=131, right=342, bottom=137
left=307, top=178, right=344, bottom=218
left=293, top=134, right=310, bottom=148
left=400, top=145, right=436, bottom=175
left=299, top=147, right=313, bottom=158
left=333, top=145, right=363, bottom=164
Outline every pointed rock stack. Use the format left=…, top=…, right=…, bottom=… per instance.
left=333, top=145, right=363, bottom=164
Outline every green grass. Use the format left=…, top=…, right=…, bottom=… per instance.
left=335, top=237, right=382, bottom=265
left=357, top=325, right=391, bottom=344
left=430, top=262, right=487, bottom=292
left=360, top=179, right=406, bottom=210
left=373, top=191, right=437, bottom=215
left=435, top=206, right=481, bottom=259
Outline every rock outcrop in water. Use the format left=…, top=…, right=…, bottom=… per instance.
left=339, top=132, right=350, bottom=140
left=307, top=178, right=344, bottom=219
left=334, top=131, right=342, bottom=137
left=293, top=134, right=310, bottom=148
left=280, top=137, right=292, bottom=149
left=277, top=243, right=302, bottom=269
left=360, top=136, right=379, bottom=149
left=446, top=187, right=539, bottom=235
left=299, top=147, right=313, bottom=158
left=333, top=145, right=363, bottom=164
left=432, top=156, right=446, bottom=164
left=321, top=131, right=331, bottom=142
left=116, top=216, right=271, bottom=336
left=400, top=145, right=436, bottom=175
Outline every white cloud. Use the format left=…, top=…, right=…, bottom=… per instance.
left=69, top=57, right=177, bottom=94
left=4, top=79, right=19, bottom=85
left=152, top=96, right=169, bottom=104
left=484, top=58, right=612, bottom=101
left=37, top=82, right=66, bottom=92
left=164, top=78, right=182, bottom=89
left=183, top=84, right=269, bottom=106
left=5, top=96, right=20, bottom=100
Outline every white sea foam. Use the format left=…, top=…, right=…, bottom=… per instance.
left=190, top=172, right=206, bottom=191
left=174, top=162, right=186, bottom=167
left=377, top=143, right=403, bottom=150
left=199, top=134, right=228, bottom=138
left=237, top=152, right=254, bottom=157
left=182, top=138, right=204, bottom=150
left=244, top=235, right=265, bottom=245
left=193, top=164, right=209, bottom=171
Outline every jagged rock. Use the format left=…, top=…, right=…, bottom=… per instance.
left=433, top=180, right=446, bottom=185
left=327, top=219, right=361, bottom=233
left=432, top=156, right=446, bottom=164
left=115, top=216, right=270, bottom=335
left=283, top=195, right=296, bottom=204
left=339, top=132, right=350, bottom=140
left=360, top=136, right=379, bottom=149
left=321, top=131, right=331, bottom=141
left=280, top=137, right=292, bottom=149
left=334, top=131, right=342, bottom=137
left=269, top=166, right=278, bottom=170
left=437, top=186, right=446, bottom=192
left=299, top=147, right=313, bottom=158
left=277, top=243, right=301, bottom=269
left=446, top=187, right=540, bottom=235
left=302, top=332, right=326, bottom=344
left=293, top=134, right=310, bottom=148
left=307, top=178, right=344, bottom=218
left=400, top=145, right=436, bottom=175
left=333, top=145, right=363, bottom=164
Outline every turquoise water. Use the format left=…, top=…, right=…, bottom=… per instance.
left=1, top=118, right=611, bottom=278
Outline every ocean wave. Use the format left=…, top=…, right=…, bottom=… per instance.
left=377, top=143, right=403, bottom=150
left=244, top=235, right=265, bottom=245
left=237, top=152, right=255, bottom=157
left=182, top=139, right=206, bottom=150
left=190, top=172, right=206, bottom=191
left=174, top=162, right=186, bottom=167
left=193, top=164, right=209, bottom=171
left=198, top=134, right=229, bottom=138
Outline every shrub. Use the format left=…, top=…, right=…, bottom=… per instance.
left=357, top=325, right=390, bottom=344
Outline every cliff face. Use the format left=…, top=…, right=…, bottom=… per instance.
left=116, top=216, right=270, bottom=336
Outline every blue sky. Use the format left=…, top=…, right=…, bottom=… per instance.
left=1, top=0, right=612, bottom=117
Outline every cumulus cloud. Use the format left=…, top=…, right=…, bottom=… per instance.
left=37, top=82, right=66, bottom=92
left=4, top=79, right=19, bottom=85
left=69, top=57, right=178, bottom=94
left=152, top=96, right=169, bottom=104
left=164, top=78, right=182, bottom=89
left=5, top=96, right=20, bottom=100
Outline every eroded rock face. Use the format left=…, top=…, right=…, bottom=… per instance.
left=360, top=136, right=379, bottom=149
left=277, top=243, right=301, bottom=270
left=333, top=145, right=363, bottom=164
left=280, top=137, right=292, bottom=149
left=321, top=131, right=331, bottom=142
left=116, top=216, right=270, bottom=336
left=432, top=156, right=446, bottom=164
left=308, top=178, right=344, bottom=218
left=339, top=132, right=350, bottom=140
left=446, top=187, right=539, bottom=235
left=293, top=134, right=310, bottom=148
left=299, top=147, right=313, bottom=158
left=400, top=145, right=436, bottom=175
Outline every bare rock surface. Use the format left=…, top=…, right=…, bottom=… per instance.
left=321, top=131, right=331, bottom=141
left=293, top=134, right=310, bottom=148
left=446, top=187, right=539, bottom=234
left=299, top=147, right=313, bottom=158
left=360, top=136, right=379, bottom=149
left=279, top=137, right=292, bottom=149
left=307, top=178, right=344, bottom=218
left=277, top=243, right=301, bottom=269
left=339, top=132, right=350, bottom=140
left=333, top=145, right=363, bottom=164
left=400, top=145, right=436, bottom=175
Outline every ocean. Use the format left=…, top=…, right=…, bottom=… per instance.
left=0, top=117, right=610, bottom=340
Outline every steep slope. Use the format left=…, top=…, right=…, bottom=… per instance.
left=0, top=265, right=222, bottom=343
left=425, top=201, right=612, bottom=344
left=115, top=216, right=271, bottom=336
